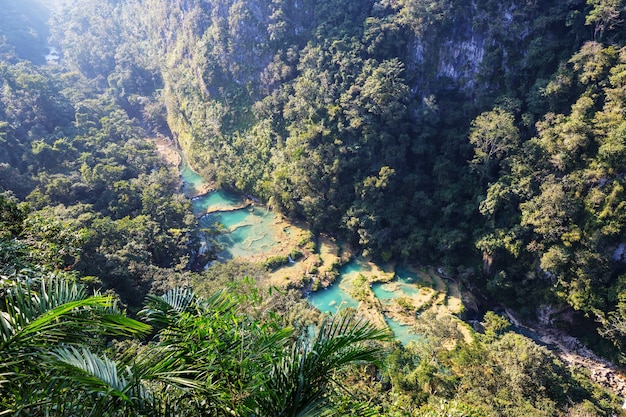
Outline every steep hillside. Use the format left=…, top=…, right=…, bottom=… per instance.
left=3, top=1, right=626, bottom=415
left=35, top=0, right=626, bottom=351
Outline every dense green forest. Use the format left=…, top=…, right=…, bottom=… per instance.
left=3, top=0, right=626, bottom=415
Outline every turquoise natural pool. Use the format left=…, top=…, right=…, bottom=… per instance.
left=308, top=270, right=359, bottom=314
left=180, top=155, right=284, bottom=259
left=199, top=207, right=282, bottom=259
left=307, top=259, right=424, bottom=345
left=371, top=267, right=421, bottom=301
left=192, top=191, right=243, bottom=218
left=384, top=316, right=422, bottom=345
left=180, top=158, right=208, bottom=197
left=179, top=154, right=423, bottom=345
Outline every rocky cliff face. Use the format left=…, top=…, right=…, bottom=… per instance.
left=158, top=0, right=579, bottom=115
left=405, top=0, right=583, bottom=105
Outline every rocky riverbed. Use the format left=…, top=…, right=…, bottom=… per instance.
left=504, top=308, right=626, bottom=399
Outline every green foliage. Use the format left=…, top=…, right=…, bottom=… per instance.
left=3, top=0, right=626, bottom=413
left=585, top=0, right=626, bottom=41
left=0, top=192, right=26, bottom=238
left=351, top=273, right=371, bottom=302
left=138, top=284, right=390, bottom=416
left=251, top=309, right=391, bottom=415
left=469, top=108, right=520, bottom=181
left=0, top=193, right=89, bottom=273
left=290, top=248, right=304, bottom=261
left=482, top=311, right=511, bottom=340
left=384, top=312, right=622, bottom=416
left=0, top=273, right=150, bottom=415
left=192, top=260, right=268, bottom=296
left=0, top=39, right=194, bottom=305
left=0, top=270, right=389, bottom=416
left=263, top=254, right=291, bottom=270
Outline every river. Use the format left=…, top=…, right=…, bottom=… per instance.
left=180, top=157, right=294, bottom=261
left=176, top=149, right=451, bottom=345
left=174, top=145, right=626, bottom=402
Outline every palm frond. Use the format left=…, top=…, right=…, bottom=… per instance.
left=1, top=274, right=87, bottom=328
left=1, top=275, right=152, bottom=416
left=49, top=345, right=132, bottom=399
left=253, top=310, right=391, bottom=416
left=140, top=287, right=196, bottom=327
left=97, top=313, right=152, bottom=337
left=1, top=294, right=107, bottom=346
left=1, top=276, right=150, bottom=350
left=124, top=343, right=244, bottom=416
left=40, top=345, right=163, bottom=417
left=140, top=287, right=239, bottom=332
left=2, top=295, right=150, bottom=349
left=120, top=344, right=203, bottom=390
left=310, top=311, right=392, bottom=370
left=35, top=275, right=88, bottom=313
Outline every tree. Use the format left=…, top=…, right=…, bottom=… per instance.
left=251, top=310, right=391, bottom=416
left=1, top=275, right=390, bottom=416
left=141, top=285, right=391, bottom=416
left=586, top=0, right=625, bottom=41
left=0, top=274, right=150, bottom=415
left=482, top=311, right=510, bottom=340
left=0, top=192, right=26, bottom=238
left=469, top=108, right=520, bottom=181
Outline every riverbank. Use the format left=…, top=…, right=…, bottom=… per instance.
left=504, top=309, right=626, bottom=399
left=152, top=136, right=216, bottom=196
left=152, top=136, right=181, bottom=167
left=154, top=135, right=626, bottom=395
left=154, top=136, right=481, bottom=346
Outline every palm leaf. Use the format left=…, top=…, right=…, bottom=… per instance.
left=310, top=311, right=391, bottom=370
left=35, top=275, right=88, bottom=312
left=0, top=275, right=151, bottom=415
left=43, top=346, right=159, bottom=417
left=49, top=346, right=132, bottom=399
left=253, top=310, right=391, bottom=416
left=0, top=276, right=150, bottom=349
left=48, top=343, right=228, bottom=417
left=1, top=295, right=149, bottom=349
left=140, top=286, right=196, bottom=327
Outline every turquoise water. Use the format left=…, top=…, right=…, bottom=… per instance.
left=179, top=155, right=243, bottom=217
left=180, top=159, right=207, bottom=197
left=176, top=151, right=286, bottom=260
left=341, top=259, right=369, bottom=277
left=199, top=207, right=251, bottom=230
left=308, top=261, right=365, bottom=313
left=371, top=282, right=398, bottom=300
left=193, top=191, right=243, bottom=217
left=217, top=208, right=280, bottom=259
left=395, top=266, right=420, bottom=285
left=384, top=316, right=422, bottom=346
left=178, top=152, right=422, bottom=344
left=308, top=261, right=425, bottom=345
left=307, top=260, right=366, bottom=313
left=371, top=272, right=420, bottom=303
left=308, top=274, right=359, bottom=313
left=199, top=206, right=281, bottom=259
